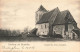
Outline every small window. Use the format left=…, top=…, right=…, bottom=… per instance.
left=45, top=24, right=46, bottom=28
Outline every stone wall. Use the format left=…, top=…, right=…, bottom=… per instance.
left=68, top=24, right=78, bottom=39
left=36, top=23, right=49, bottom=36
left=36, top=23, right=78, bottom=39
left=53, top=24, right=78, bottom=39
left=53, top=25, right=65, bottom=37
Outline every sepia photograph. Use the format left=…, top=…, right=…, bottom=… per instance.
left=0, top=0, right=80, bottom=41
left=0, top=0, right=80, bottom=52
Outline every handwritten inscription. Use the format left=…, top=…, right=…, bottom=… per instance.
left=2, top=43, right=35, bottom=51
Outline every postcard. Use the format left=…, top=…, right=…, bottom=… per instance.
left=0, top=0, right=80, bottom=52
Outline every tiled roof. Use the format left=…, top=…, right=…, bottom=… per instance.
left=37, top=7, right=76, bottom=25
left=53, top=10, right=76, bottom=25
left=37, top=7, right=60, bottom=24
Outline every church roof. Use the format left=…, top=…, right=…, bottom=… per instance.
left=37, top=7, right=76, bottom=25
left=37, top=5, right=48, bottom=12
left=37, top=7, right=60, bottom=24
left=53, top=10, right=76, bottom=25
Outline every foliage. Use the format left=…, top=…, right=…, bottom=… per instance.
left=0, top=29, right=21, bottom=36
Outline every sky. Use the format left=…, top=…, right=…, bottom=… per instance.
left=0, top=0, right=80, bottom=30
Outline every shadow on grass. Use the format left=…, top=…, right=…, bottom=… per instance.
left=0, top=36, right=80, bottom=42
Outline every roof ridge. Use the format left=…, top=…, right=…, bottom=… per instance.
left=37, top=5, right=47, bottom=12
left=48, top=7, right=60, bottom=21
left=49, top=7, right=59, bottom=12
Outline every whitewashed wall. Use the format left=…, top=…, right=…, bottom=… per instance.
left=36, top=23, right=49, bottom=36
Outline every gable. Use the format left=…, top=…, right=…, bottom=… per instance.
left=53, top=10, right=77, bottom=25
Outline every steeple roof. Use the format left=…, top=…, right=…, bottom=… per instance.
left=37, top=5, right=47, bottom=12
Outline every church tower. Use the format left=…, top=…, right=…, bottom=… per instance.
left=35, top=5, right=48, bottom=24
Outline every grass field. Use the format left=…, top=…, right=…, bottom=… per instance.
left=0, top=35, right=80, bottom=42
